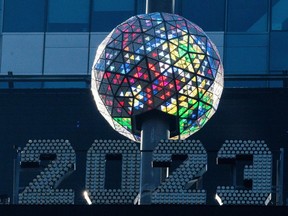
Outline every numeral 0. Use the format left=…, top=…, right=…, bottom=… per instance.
left=85, top=140, right=140, bottom=204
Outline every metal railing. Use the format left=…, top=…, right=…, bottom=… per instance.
left=0, top=73, right=288, bottom=88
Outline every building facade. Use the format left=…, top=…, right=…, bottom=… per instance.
left=0, top=0, right=287, bottom=88
left=1, top=0, right=288, bottom=206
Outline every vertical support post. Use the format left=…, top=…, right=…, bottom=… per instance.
left=276, top=148, right=284, bottom=206
left=146, top=0, right=175, bottom=14
left=139, top=114, right=170, bottom=204
left=12, top=147, right=21, bottom=204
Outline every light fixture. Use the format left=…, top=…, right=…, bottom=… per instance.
left=83, top=190, right=92, bottom=205
left=215, top=194, right=223, bottom=206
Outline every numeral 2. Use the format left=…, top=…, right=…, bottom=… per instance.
left=152, top=140, right=207, bottom=204
left=19, top=139, right=76, bottom=204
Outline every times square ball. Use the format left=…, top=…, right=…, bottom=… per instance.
left=91, top=12, right=224, bottom=142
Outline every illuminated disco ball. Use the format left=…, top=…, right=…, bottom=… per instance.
left=91, top=12, right=224, bottom=142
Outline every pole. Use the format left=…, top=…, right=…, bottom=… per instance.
left=138, top=113, right=170, bottom=204
left=146, top=0, right=175, bottom=14
left=276, top=148, right=284, bottom=206
left=12, top=146, right=21, bottom=204
left=136, top=0, right=174, bottom=204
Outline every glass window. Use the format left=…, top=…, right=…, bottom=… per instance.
left=91, top=0, right=135, bottom=32
left=3, top=0, right=46, bottom=32
left=43, top=81, right=88, bottom=88
left=269, top=32, right=288, bottom=71
left=224, top=34, right=268, bottom=75
left=227, top=0, right=268, bottom=32
left=14, top=82, right=43, bottom=89
left=272, top=0, right=288, bottom=30
left=47, top=0, right=90, bottom=32
left=179, top=0, right=225, bottom=31
left=225, top=80, right=269, bottom=88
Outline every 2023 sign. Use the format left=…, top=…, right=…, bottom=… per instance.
left=18, top=139, right=272, bottom=205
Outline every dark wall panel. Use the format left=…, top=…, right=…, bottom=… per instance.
left=0, top=88, right=288, bottom=205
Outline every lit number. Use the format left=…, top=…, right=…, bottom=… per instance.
left=85, top=140, right=140, bottom=204
left=152, top=140, right=207, bottom=204
left=19, top=139, right=76, bottom=204
left=216, top=140, right=272, bottom=205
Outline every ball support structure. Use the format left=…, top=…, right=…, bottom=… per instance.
left=91, top=12, right=224, bottom=204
